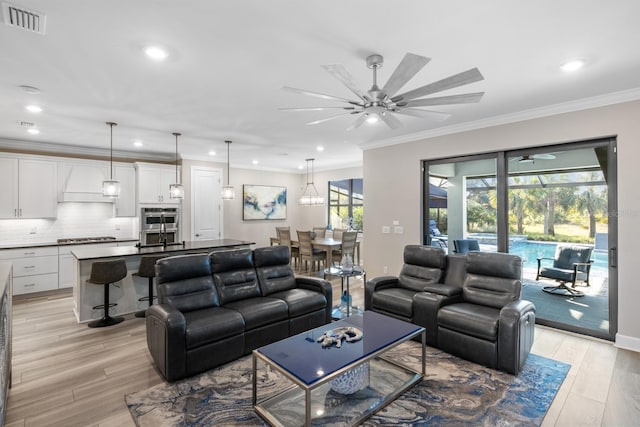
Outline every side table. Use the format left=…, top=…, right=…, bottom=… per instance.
left=323, top=266, right=365, bottom=319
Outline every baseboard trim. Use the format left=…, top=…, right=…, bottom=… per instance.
left=614, top=333, right=640, bottom=352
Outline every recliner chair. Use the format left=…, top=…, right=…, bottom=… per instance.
left=436, top=251, right=535, bottom=374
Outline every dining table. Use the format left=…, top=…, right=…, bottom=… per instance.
left=270, top=236, right=360, bottom=267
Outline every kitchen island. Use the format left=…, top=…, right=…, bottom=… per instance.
left=71, top=239, right=254, bottom=323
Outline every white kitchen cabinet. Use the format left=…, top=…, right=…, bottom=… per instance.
left=0, top=156, right=57, bottom=219
left=0, top=247, right=59, bottom=295
left=136, top=163, right=181, bottom=205
left=57, top=161, right=111, bottom=203
left=114, top=164, right=136, bottom=217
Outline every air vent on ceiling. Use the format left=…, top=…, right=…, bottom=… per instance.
left=17, top=120, right=35, bottom=128
left=2, top=2, right=46, bottom=34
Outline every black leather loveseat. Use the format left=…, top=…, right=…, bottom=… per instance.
left=146, top=245, right=332, bottom=381
left=365, top=245, right=535, bottom=375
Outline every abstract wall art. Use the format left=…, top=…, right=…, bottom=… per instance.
left=243, top=185, right=287, bottom=220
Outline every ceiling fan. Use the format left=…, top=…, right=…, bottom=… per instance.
left=513, top=154, right=557, bottom=164
left=280, top=53, right=485, bottom=131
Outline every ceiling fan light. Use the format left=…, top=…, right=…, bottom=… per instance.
left=366, top=114, right=379, bottom=124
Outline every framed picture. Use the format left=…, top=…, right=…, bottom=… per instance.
left=243, top=185, right=287, bottom=220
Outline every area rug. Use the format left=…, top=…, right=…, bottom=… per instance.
left=125, top=341, right=569, bottom=426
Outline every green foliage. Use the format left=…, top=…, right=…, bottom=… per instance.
left=525, top=232, right=593, bottom=244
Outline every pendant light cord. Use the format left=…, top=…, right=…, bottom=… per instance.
left=106, top=122, right=117, bottom=179
left=225, top=140, right=232, bottom=184
left=173, top=132, right=181, bottom=183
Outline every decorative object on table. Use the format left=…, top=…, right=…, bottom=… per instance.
left=222, top=140, right=235, bottom=200
left=340, top=253, right=353, bottom=272
left=316, top=326, right=362, bottom=348
left=242, top=184, right=287, bottom=220
left=126, top=341, right=570, bottom=427
left=340, top=290, right=352, bottom=311
left=168, top=132, right=184, bottom=199
left=102, top=121, right=120, bottom=198
left=299, top=158, right=325, bottom=205
left=329, top=361, right=369, bottom=395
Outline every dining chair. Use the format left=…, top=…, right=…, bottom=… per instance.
left=312, top=227, right=327, bottom=239
left=332, top=228, right=347, bottom=241
left=277, top=227, right=299, bottom=267
left=297, top=230, right=326, bottom=273
left=332, top=231, right=358, bottom=267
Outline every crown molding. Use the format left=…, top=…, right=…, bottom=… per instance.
left=361, top=87, right=640, bottom=151
left=0, top=137, right=174, bottom=161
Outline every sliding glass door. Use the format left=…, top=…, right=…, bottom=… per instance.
left=423, top=138, right=617, bottom=340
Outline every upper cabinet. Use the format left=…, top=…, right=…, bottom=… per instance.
left=114, top=164, right=136, bottom=217
left=136, top=163, right=181, bottom=205
left=0, top=156, right=57, bottom=219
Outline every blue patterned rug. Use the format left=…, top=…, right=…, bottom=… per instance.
left=126, top=341, right=569, bottom=426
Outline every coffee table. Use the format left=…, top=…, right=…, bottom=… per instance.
left=252, top=311, right=425, bottom=426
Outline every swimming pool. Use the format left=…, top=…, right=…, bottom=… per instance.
left=508, top=240, right=608, bottom=276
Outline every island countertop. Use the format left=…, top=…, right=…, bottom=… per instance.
left=71, top=239, right=254, bottom=260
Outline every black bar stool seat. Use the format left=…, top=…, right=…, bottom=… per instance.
left=133, top=255, right=167, bottom=317
left=86, top=258, right=127, bottom=328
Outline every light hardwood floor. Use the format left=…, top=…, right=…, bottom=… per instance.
left=5, top=280, right=640, bottom=427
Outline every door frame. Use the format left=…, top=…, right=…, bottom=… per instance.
left=190, top=165, right=224, bottom=241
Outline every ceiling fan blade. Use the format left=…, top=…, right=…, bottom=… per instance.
left=377, top=112, right=402, bottom=130
left=278, top=106, right=356, bottom=111
left=404, top=92, right=484, bottom=107
left=380, top=53, right=431, bottom=99
left=306, top=113, right=354, bottom=126
left=346, top=113, right=368, bottom=131
left=532, top=153, right=556, bottom=160
left=393, top=108, right=451, bottom=122
left=392, top=67, right=484, bottom=102
left=281, top=86, right=356, bottom=104
left=321, top=64, right=368, bottom=101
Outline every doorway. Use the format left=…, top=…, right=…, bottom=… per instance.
left=190, top=166, right=222, bottom=241
left=423, top=138, right=617, bottom=340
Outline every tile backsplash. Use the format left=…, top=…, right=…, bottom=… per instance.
left=0, top=203, right=138, bottom=245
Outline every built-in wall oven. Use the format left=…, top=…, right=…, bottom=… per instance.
left=140, top=207, right=180, bottom=245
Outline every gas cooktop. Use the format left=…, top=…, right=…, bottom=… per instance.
left=57, top=236, right=117, bottom=244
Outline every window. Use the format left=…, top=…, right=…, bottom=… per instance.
left=328, top=178, right=363, bottom=231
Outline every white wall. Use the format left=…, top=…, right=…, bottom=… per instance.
left=363, top=99, right=640, bottom=350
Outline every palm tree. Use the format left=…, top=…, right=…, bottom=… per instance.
left=575, top=186, right=608, bottom=238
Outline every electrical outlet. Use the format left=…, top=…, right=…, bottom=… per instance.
left=29, top=227, right=37, bottom=234
left=383, top=266, right=388, bottom=274
left=115, top=223, right=121, bottom=230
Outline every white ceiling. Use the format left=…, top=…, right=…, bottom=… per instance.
left=1, top=0, right=640, bottom=172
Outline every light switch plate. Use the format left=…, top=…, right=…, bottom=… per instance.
left=382, top=226, right=391, bottom=234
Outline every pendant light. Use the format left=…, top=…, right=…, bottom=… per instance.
left=299, top=158, right=324, bottom=205
left=102, top=121, right=121, bottom=198
left=221, top=140, right=235, bottom=200
left=169, top=132, right=184, bottom=199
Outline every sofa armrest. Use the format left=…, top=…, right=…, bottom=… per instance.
left=422, top=283, right=462, bottom=297
left=364, top=276, right=399, bottom=310
left=146, top=304, right=187, bottom=382
left=413, top=291, right=462, bottom=347
left=295, top=276, right=333, bottom=323
left=498, top=300, right=536, bottom=374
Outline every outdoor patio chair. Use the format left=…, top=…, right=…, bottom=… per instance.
left=453, top=239, right=480, bottom=254
left=537, top=245, right=594, bottom=296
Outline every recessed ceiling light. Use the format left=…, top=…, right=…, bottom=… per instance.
left=298, top=165, right=304, bottom=170
left=133, top=140, right=143, bottom=147
left=27, top=128, right=40, bottom=135
left=144, top=46, right=168, bottom=60
left=208, top=150, right=216, bottom=156
left=252, top=160, right=259, bottom=165
left=25, top=105, right=42, bottom=113
left=316, top=146, right=324, bottom=152
left=561, top=59, right=584, bottom=72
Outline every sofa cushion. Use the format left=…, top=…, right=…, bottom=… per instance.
left=155, top=254, right=220, bottom=312
left=224, top=297, right=288, bottom=331
left=183, top=307, right=245, bottom=349
left=210, top=249, right=262, bottom=305
left=254, top=246, right=296, bottom=295
left=270, top=288, right=327, bottom=317
left=438, top=303, right=500, bottom=342
left=371, top=288, right=416, bottom=318
left=463, top=252, right=521, bottom=309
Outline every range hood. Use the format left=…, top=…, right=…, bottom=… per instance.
left=59, top=164, right=115, bottom=203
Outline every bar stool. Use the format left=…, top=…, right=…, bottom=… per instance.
left=87, top=258, right=127, bottom=328
left=133, top=255, right=167, bottom=317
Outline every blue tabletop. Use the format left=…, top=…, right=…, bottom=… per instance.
left=256, top=311, right=423, bottom=386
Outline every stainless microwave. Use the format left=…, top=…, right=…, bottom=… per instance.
left=140, top=207, right=180, bottom=245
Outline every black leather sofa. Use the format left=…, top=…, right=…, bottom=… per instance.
left=365, top=245, right=535, bottom=375
left=146, top=245, right=332, bottom=381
